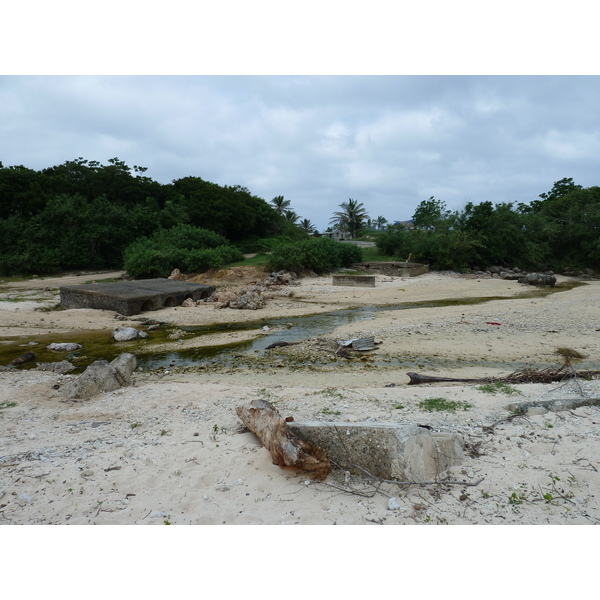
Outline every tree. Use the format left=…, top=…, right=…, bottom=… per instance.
left=329, top=198, right=370, bottom=239
left=271, top=195, right=291, bottom=214
left=299, top=218, right=317, bottom=234
left=374, top=215, right=388, bottom=230
left=284, top=210, right=300, bottom=224
left=412, top=196, right=451, bottom=230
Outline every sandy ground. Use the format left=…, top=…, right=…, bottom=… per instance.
left=1, top=268, right=599, bottom=526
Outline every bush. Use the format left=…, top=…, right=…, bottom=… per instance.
left=123, top=224, right=242, bottom=277
left=266, top=237, right=363, bottom=274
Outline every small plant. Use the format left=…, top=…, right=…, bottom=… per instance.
left=418, top=397, right=472, bottom=412
left=476, top=381, right=522, bottom=396
left=130, top=422, right=142, bottom=429
left=0, top=402, right=17, bottom=410
left=393, top=403, right=405, bottom=410
left=164, top=519, right=171, bottom=525
left=508, top=492, right=526, bottom=505
left=319, top=388, right=344, bottom=399
left=320, top=407, right=341, bottom=416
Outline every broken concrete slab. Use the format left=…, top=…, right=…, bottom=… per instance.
left=332, top=275, right=376, bottom=287
left=59, top=279, right=216, bottom=316
left=288, top=421, right=464, bottom=482
left=63, top=353, right=137, bottom=399
left=354, top=262, right=430, bottom=277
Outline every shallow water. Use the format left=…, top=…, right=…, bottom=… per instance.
left=0, top=282, right=583, bottom=372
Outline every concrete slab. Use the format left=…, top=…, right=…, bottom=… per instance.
left=354, top=262, right=430, bottom=277
left=289, top=421, right=464, bottom=482
left=59, top=279, right=216, bottom=316
left=332, top=275, right=376, bottom=287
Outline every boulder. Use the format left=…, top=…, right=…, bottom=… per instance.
left=113, top=326, right=149, bottom=341
left=63, top=353, right=137, bottom=400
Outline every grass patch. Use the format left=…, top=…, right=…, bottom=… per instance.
left=361, top=247, right=407, bottom=262
left=418, top=397, right=472, bottom=412
left=225, top=254, right=270, bottom=268
left=476, top=381, right=522, bottom=396
left=0, top=402, right=17, bottom=409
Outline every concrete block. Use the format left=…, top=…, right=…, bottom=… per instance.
left=60, top=279, right=216, bottom=315
left=288, top=421, right=464, bottom=482
left=332, top=275, right=376, bottom=287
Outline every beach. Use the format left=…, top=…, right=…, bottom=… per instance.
left=1, top=269, right=599, bottom=525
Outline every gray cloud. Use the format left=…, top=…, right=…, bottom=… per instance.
left=1, top=75, right=599, bottom=230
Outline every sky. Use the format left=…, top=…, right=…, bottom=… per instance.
left=2, top=3, right=599, bottom=234
left=2, top=74, right=599, bottom=231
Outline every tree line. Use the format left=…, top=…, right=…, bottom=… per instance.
left=0, top=158, right=306, bottom=276
left=375, top=178, right=600, bottom=272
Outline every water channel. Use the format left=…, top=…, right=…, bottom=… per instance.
left=1, top=282, right=583, bottom=372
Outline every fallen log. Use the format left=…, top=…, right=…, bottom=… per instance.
left=406, top=368, right=600, bottom=386
left=236, top=399, right=331, bottom=480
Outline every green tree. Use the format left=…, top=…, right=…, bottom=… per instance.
left=284, top=210, right=300, bottom=224
left=412, top=196, right=451, bottom=230
left=270, top=195, right=291, bottom=214
left=329, top=198, right=370, bottom=239
left=374, top=215, right=388, bottom=230
left=299, top=218, right=317, bottom=234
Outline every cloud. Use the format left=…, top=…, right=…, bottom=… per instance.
left=2, top=75, right=600, bottom=231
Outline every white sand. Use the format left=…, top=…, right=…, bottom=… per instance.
left=1, top=270, right=599, bottom=525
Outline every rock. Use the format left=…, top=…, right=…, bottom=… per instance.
left=113, top=327, right=149, bottom=341
left=181, top=298, right=196, bottom=307
left=388, top=497, right=402, bottom=511
left=62, top=353, right=137, bottom=399
left=519, top=272, right=556, bottom=287
left=10, top=352, right=35, bottom=365
left=47, top=343, right=82, bottom=352
left=34, top=361, right=76, bottom=374
left=168, top=268, right=184, bottom=280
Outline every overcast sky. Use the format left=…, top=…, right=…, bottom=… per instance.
left=2, top=75, right=599, bottom=231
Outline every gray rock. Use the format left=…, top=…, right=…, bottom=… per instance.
left=113, top=327, right=149, bottom=341
left=34, top=360, right=76, bottom=374
left=47, top=342, right=82, bottom=352
left=519, top=272, right=557, bottom=287
left=63, top=353, right=137, bottom=399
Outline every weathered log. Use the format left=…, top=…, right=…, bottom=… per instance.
left=406, top=369, right=600, bottom=386
left=407, top=372, right=482, bottom=385
left=236, top=399, right=331, bottom=480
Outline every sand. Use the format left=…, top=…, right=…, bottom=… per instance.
left=1, top=269, right=600, bottom=526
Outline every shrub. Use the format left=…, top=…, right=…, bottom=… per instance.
left=123, top=224, right=241, bottom=277
left=266, top=237, right=363, bottom=274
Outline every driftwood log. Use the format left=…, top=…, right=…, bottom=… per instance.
left=236, top=399, right=331, bottom=480
left=406, top=368, right=600, bottom=386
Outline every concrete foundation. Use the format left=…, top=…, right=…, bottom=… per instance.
left=289, top=421, right=464, bottom=482
left=332, top=275, right=376, bottom=287
left=354, top=262, right=430, bottom=277
left=59, top=279, right=216, bottom=316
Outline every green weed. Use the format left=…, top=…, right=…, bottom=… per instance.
left=476, top=381, right=522, bottom=395
left=418, top=397, right=472, bottom=412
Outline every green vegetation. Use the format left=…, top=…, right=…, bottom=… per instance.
left=2, top=159, right=598, bottom=278
left=476, top=381, right=522, bottom=395
left=375, top=179, right=600, bottom=272
left=0, top=401, right=17, bottom=409
left=418, top=397, right=473, bottom=412
left=266, top=236, right=362, bottom=274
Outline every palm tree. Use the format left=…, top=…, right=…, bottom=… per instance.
left=374, top=215, right=388, bottom=230
left=299, top=218, right=317, bottom=234
left=284, top=210, right=300, bottom=224
left=329, top=198, right=370, bottom=239
left=271, top=195, right=291, bottom=214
